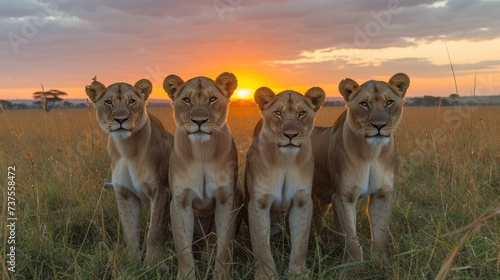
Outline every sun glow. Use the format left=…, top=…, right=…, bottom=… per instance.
left=233, top=88, right=253, bottom=100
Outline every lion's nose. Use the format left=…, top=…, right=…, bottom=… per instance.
left=371, top=122, right=387, bottom=130
left=114, top=117, right=129, bottom=124
left=191, top=118, right=208, bottom=126
left=282, top=131, right=299, bottom=140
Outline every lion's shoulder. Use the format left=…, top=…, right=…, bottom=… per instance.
left=148, top=111, right=172, bottom=139
left=332, top=110, right=347, bottom=131
left=312, top=110, right=346, bottom=145
left=252, top=119, right=264, bottom=138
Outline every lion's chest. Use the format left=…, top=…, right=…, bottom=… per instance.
left=341, top=159, right=393, bottom=199
left=112, top=158, right=156, bottom=202
left=187, top=163, right=220, bottom=199
left=252, top=165, right=313, bottom=218
left=170, top=160, right=234, bottom=211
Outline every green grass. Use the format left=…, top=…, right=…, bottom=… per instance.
left=0, top=104, right=499, bottom=279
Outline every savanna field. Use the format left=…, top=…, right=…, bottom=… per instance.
left=0, top=104, right=499, bottom=279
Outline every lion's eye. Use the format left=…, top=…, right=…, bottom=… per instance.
left=128, top=99, right=136, bottom=105
left=299, top=111, right=307, bottom=117
left=209, top=97, right=217, bottom=103
left=386, top=100, right=394, bottom=106
left=105, top=100, right=112, bottom=105
left=360, top=101, right=369, bottom=108
left=182, top=97, right=191, bottom=104
left=274, top=111, right=282, bottom=117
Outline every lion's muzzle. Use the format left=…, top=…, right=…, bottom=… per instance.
left=186, top=116, right=213, bottom=142
left=366, top=122, right=391, bottom=145
left=278, top=130, right=302, bottom=152
left=111, top=117, right=130, bottom=130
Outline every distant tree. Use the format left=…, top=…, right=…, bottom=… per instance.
left=0, top=100, right=13, bottom=110
left=440, top=98, right=451, bottom=106
left=422, top=95, right=441, bottom=106
left=448, top=93, right=460, bottom=106
left=16, top=103, right=28, bottom=110
left=62, top=101, right=73, bottom=108
left=31, top=101, right=43, bottom=109
left=33, top=86, right=68, bottom=112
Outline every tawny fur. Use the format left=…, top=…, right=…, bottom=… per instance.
left=85, top=79, right=173, bottom=267
left=311, top=73, right=410, bottom=262
left=163, top=73, right=243, bottom=280
left=245, top=87, right=325, bottom=279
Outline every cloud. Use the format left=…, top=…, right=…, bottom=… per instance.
left=265, top=38, right=500, bottom=71
left=0, top=0, right=499, bottom=98
left=0, top=0, right=42, bottom=17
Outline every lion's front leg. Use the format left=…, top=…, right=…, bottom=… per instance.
left=213, top=187, right=237, bottom=280
left=114, top=186, right=142, bottom=262
left=248, top=194, right=277, bottom=279
left=171, top=189, right=196, bottom=280
left=311, top=194, right=331, bottom=245
left=332, top=191, right=363, bottom=262
left=145, top=185, right=170, bottom=267
left=287, top=189, right=312, bottom=275
left=367, top=186, right=394, bottom=259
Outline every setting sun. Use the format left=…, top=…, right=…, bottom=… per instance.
left=233, top=88, right=253, bottom=100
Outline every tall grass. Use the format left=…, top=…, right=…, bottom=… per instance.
left=0, top=104, right=499, bottom=279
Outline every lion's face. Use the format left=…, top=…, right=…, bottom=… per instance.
left=339, top=73, right=410, bottom=145
left=163, top=72, right=237, bottom=142
left=255, top=87, right=325, bottom=153
left=85, top=79, right=152, bottom=138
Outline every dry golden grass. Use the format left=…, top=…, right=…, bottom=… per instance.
left=0, top=104, right=499, bottom=279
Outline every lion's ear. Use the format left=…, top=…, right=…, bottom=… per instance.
left=134, top=79, right=153, bottom=101
left=305, top=87, right=326, bottom=111
left=85, top=80, right=106, bottom=103
left=388, top=73, right=410, bottom=97
left=254, top=87, right=276, bottom=111
left=163, top=75, right=184, bottom=100
left=338, top=78, right=359, bottom=102
left=215, top=72, right=238, bottom=99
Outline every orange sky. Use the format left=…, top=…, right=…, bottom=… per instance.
left=1, top=1, right=500, bottom=100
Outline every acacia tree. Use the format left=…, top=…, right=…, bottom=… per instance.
left=33, top=88, right=68, bottom=112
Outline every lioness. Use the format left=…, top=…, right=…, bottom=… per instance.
left=245, top=87, right=325, bottom=279
left=311, top=73, right=410, bottom=262
left=85, top=79, right=173, bottom=266
left=163, top=72, right=242, bottom=280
